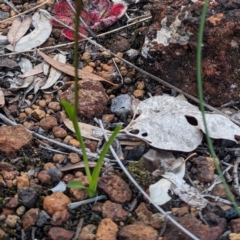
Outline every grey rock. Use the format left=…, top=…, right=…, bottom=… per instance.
left=18, top=187, right=38, bottom=208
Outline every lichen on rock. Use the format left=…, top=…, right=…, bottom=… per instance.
left=141, top=0, right=240, bottom=106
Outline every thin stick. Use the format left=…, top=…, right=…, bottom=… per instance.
left=98, top=119, right=199, bottom=240
left=74, top=218, right=84, bottom=239
left=3, top=0, right=20, bottom=14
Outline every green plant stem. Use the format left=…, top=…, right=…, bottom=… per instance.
left=197, top=0, right=240, bottom=214
left=73, top=0, right=91, bottom=182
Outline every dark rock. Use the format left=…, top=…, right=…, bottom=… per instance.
left=109, top=36, right=130, bottom=53
left=111, top=94, right=132, bottom=122
left=36, top=210, right=51, bottom=227
left=18, top=187, right=38, bottom=208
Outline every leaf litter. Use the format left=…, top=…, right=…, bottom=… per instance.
left=6, top=11, right=52, bottom=52
left=7, top=16, right=32, bottom=51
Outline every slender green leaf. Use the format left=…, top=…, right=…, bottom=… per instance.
left=197, top=0, right=240, bottom=215
left=90, top=125, right=121, bottom=193
left=61, top=100, right=74, bottom=120
left=68, top=180, right=88, bottom=189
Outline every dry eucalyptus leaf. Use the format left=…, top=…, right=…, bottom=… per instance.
left=41, top=54, right=66, bottom=90
left=6, top=12, right=52, bottom=52
left=0, top=58, right=18, bottom=68
left=37, top=50, right=119, bottom=86
left=63, top=118, right=108, bottom=141
left=125, top=95, right=240, bottom=152
left=7, top=16, right=32, bottom=51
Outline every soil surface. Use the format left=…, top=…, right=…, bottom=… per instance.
left=1, top=0, right=240, bottom=240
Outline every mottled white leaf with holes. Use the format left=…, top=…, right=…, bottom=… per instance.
left=124, top=95, right=240, bottom=152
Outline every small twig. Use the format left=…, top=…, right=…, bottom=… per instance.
left=202, top=195, right=232, bottom=205
left=74, top=218, right=84, bottom=239
left=97, top=119, right=200, bottom=240
left=3, top=0, right=20, bottom=14
left=185, top=153, right=197, bottom=162
left=31, top=227, right=37, bottom=240
left=199, top=211, right=208, bottom=225
left=202, top=174, right=222, bottom=193
left=112, top=58, right=123, bottom=84
left=40, top=145, right=69, bottom=155
left=68, top=195, right=107, bottom=210
left=21, top=229, right=26, bottom=240
left=159, top=212, right=171, bottom=236
left=232, top=157, right=240, bottom=196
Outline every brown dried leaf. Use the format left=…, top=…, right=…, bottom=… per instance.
left=63, top=118, right=111, bottom=141
left=37, top=50, right=119, bottom=86
left=19, top=68, right=43, bottom=78
left=7, top=16, right=32, bottom=51
left=0, top=58, right=18, bottom=68
left=0, top=89, right=5, bottom=108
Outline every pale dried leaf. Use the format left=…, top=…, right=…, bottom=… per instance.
left=41, top=54, right=66, bottom=89
left=163, top=172, right=208, bottom=209
left=149, top=178, right=172, bottom=205
left=19, top=68, right=43, bottom=78
left=6, top=12, right=52, bottom=52
left=0, top=89, right=5, bottom=108
left=7, top=16, right=32, bottom=50
left=59, top=161, right=97, bottom=171
left=125, top=95, right=240, bottom=152
left=7, top=17, right=21, bottom=45
left=37, top=50, right=119, bottom=86
left=64, top=119, right=103, bottom=141
left=43, top=62, right=50, bottom=75
left=149, top=161, right=186, bottom=205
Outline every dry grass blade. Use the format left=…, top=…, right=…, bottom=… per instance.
left=37, top=50, right=119, bottom=87
left=7, top=16, right=32, bottom=50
